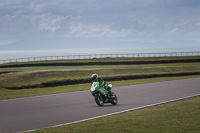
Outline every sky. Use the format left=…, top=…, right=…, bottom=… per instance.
left=0, top=0, right=200, bottom=50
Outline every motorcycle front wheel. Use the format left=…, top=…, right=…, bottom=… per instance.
left=95, top=94, right=104, bottom=107
left=110, top=92, right=118, bottom=105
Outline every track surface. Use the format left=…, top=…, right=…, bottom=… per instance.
left=0, top=78, right=200, bottom=133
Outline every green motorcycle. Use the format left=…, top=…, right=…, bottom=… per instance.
left=90, top=82, right=118, bottom=107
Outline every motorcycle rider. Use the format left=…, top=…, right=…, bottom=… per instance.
left=91, top=73, right=111, bottom=97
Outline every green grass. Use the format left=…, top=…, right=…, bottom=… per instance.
left=30, top=96, right=200, bottom=133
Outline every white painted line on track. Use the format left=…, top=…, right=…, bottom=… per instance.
left=23, top=94, right=200, bottom=133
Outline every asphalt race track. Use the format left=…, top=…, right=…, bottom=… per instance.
left=0, top=78, right=200, bottom=133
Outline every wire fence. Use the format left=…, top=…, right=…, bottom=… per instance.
left=0, top=51, right=200, bottom=64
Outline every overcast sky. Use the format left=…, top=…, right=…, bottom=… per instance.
left=0, top=0, right=200, bottom=50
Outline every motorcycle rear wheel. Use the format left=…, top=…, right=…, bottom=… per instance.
left=95, top=94, right=104, bottom=107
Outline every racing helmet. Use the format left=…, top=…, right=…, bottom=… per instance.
left=91, top=73, right=98, bottom=81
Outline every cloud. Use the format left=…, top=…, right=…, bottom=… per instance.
left=0, top=0, right=200, bottom=50
left=196, top=22, right=200, bottom=27
left=38, top=14, right=82, bottom=32
left=170, top=27, right=180, bottom=34
left=67, top=22, right=129, bottom=38
left=29, top=2, right=44, bottom=12
left=0, top=40, right=18, bottom=46
left=39, top=14, right=64, bottom=31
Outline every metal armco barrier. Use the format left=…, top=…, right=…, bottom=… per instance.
left=0, top=51, right=200, bottom=64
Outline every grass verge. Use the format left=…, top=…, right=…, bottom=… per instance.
left=1, top=62, right=200, bottom=71
left=0, top=56, right=200, bottom=100
left=30, top=96, right=200, bottom=133
left=1, top=63, right=200, bottom=88
left=0, top=75, right=200, bottom=100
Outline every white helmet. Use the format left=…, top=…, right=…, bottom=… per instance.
left=91, top=73, right=98, bottom=81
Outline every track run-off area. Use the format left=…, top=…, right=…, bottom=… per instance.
left=0, top=78, right=199, bottom=133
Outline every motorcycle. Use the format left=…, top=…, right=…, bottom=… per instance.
left=90, top=81, right=118, bottom=106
